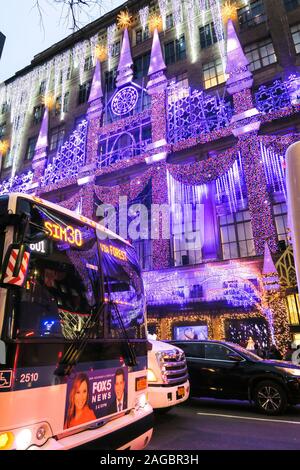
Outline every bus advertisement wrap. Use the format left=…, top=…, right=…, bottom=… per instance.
left=64, top=367, right=128, bottom=429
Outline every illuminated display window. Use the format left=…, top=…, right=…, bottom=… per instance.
left=291, top=23, right=300, bottom=54
left=203, top=59, right=226, bottom=89
left=238, top=0, right=267, bottom=30
left=284, top=0, right=300, bottom=12
left=219, top=210, right=255, bottom=260
left=245, top=39, right=277, bottom=72
left=287, top=294, right=300, bottom=325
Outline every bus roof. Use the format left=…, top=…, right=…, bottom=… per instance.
left=7, top=193, right=131, bottom=247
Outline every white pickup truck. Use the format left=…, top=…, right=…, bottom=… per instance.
left=147, top=338, right=190, bottom=411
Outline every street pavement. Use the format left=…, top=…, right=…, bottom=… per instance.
left=148, top=398, right=300, bottom=450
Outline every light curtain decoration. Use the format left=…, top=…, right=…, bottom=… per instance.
left=215, top=152, right=246, bottom=214
left=139, top=6, right=149, bottom=30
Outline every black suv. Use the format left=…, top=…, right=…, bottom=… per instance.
left=170, top=340, right=300, bottom=415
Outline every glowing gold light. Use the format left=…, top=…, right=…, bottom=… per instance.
left=42, top=94, right=55, bottom=110
left=95, top=44, right=107, bottom=62
left=222, top=1, right=237, bottom=24
left=0, top=139, right=9, bottom=155
left=149, top=13, right=163, bottom=33
left=117, top=10, right=132, bottom=30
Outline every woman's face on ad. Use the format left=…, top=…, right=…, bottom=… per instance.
left=75, top=381, right=88, bottom=410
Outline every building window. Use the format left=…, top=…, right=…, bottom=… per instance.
left=164, top=35, right=186, bottom=66
left=0, top=122, right=6, bottom=139
left=55, top=92, right=70, bottom=115
left=238, top=0, right=266, bottom=30
left=273, top=202, right=289, bottom=244
left=33, top=105, right=44, bottom=125
left=78, top=81, right=91, bottom=105
left=25, top=136, right=38, bottom=160
left=220, top=210, right=255, bottom=260
left=291, top=24, right=300, bottom=54
left=199, top=23, right=217, bottom=49
left=166, top=13, right=174, bottom=29
left=39, top=80, right=46, bottom=95
left=133, top=51, right=151, bottom=79
left=59, top=67, right=72, bottom=83
left=136, top=26, right=150, bottom=45
left=203, top=59, right=226, bottom=89
left=287, top=294, right=300, bottom=325
left=49, top=127, right=65, bottom=152
left=84, top=56, right=93, bottom=71
left=104, top=69, right=117, bottom=93
left=1, top=102, right=8, bottom=115
left=284, top=0, right=300, bottom=12
left=112, top=41, right=120, bottom=57
left=245, top=39, right=277, bottom=71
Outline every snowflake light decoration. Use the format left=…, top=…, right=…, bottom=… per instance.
left=117, top=10, right=132, bottom=30
left=111, top=86, right=139, bottom=116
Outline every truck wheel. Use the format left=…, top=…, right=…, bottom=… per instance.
left=253, top=381, right=287, bottom=415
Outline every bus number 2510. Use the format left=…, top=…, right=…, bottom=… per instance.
left=20, top=373, right=39, bottom=383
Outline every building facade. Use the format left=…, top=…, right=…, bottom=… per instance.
left=1, top=0, right=300, bottom=352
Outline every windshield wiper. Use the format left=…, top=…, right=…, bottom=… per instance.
left=54, top=301, right=106, bottom=376
left=109, top=300, right=137, bottom=367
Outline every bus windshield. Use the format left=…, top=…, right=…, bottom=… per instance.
left=5, top=198, right=146, bottom=340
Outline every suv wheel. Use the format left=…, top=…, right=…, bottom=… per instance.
left=253, top=381, right=287, bottom=415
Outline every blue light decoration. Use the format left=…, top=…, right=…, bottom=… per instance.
left=223, top=280, right=260, bottom=308
left=42, top=119, right=88, bottom=186
left=260, top=142, right=286, bottom=198
left=254, top=74, right=300, bottom=113
left=0, top=170, right=33, bottom=195
left=215, top=152, right=246, bottom=213
left=167, top=86, right=233, bottom=144
left=111, top=85, right=139, bottom=116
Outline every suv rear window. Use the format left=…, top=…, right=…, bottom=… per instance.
left=204, top=343, right=234, bottom=360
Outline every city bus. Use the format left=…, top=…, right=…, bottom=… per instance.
left=0, top=193, right=153, bottom=450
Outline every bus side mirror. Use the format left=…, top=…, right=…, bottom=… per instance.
left=0, top=244, right=31, bottom=288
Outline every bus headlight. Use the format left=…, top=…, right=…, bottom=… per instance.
left=147, top=369, right=157, bottom=382
left=0, top=432, right=14, bottom=450
left=15, top=429, right=32, bottom=450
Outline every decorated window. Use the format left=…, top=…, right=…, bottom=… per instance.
left=203, top=59, right=226, bottom=89
left=112, top=40, right=120, bottom=57
left=104, top=68, right=117, bottom=93
left=166, top=13, right=174, bottom=30
left=0, top=122, right=6, bottom=139
left=245, top=39, right=277, bottom=72
left=291, top=23, right=300, bottom=54
left=286, top=294, right=300, bottom=325
left=199, top=22, right=217, bottom=50
left=39, top=80, right=46, bottom=95
left=238, top=0, right=266, bottom=30
left=219, top=210, right=255, bottom=260
left=84, top=55, right=93, bottom=71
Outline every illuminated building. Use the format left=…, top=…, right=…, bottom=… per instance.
left=1, top=0, right=300, bottom=352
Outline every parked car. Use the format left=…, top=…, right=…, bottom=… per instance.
left=170, top=340, right=300, bottom=415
